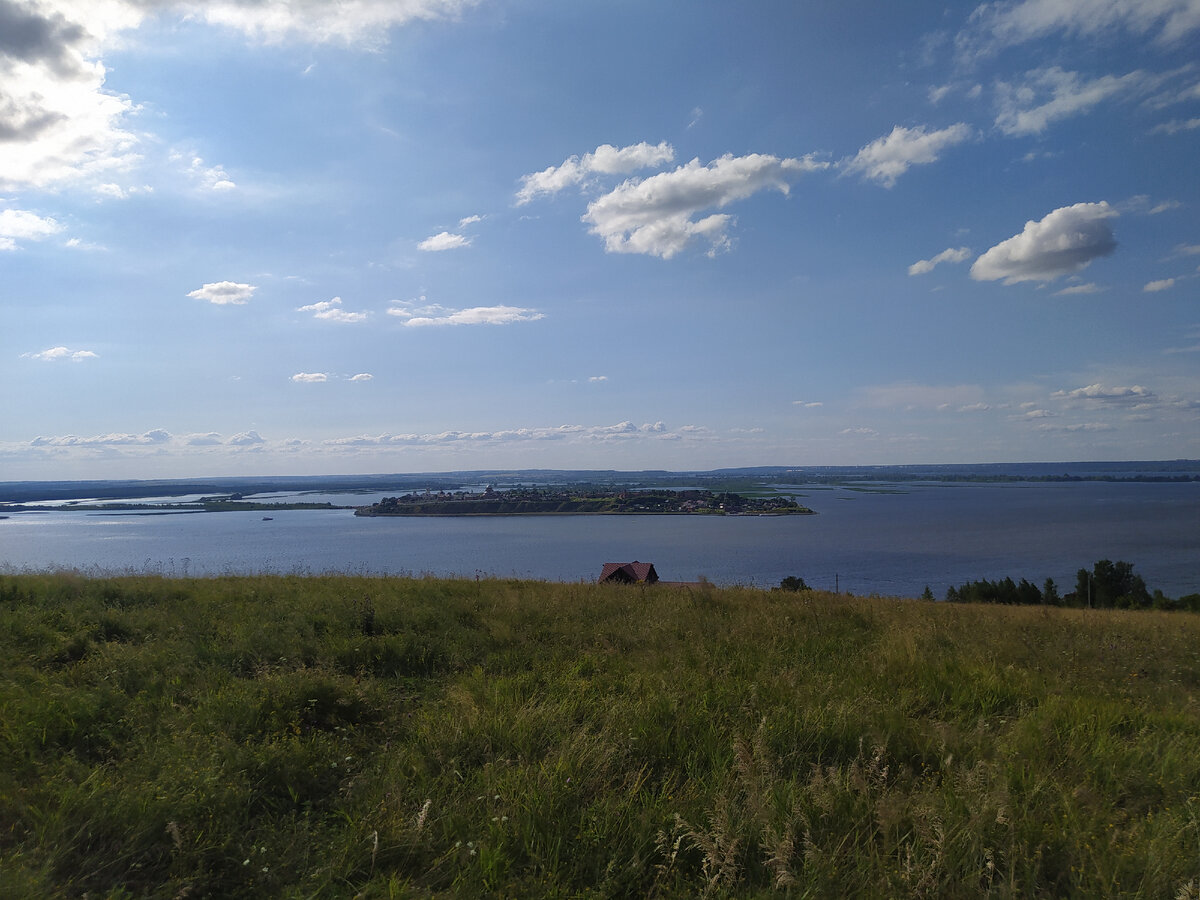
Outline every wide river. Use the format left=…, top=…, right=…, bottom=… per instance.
left=1, top=481, right=1196, bottom=598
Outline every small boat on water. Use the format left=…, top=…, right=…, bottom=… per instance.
left=262, top=516, right=273, bottom=521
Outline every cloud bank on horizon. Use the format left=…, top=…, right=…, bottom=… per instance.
left=2, top=0, right=1197, bottom=477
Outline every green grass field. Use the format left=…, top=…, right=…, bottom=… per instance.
left=2, top=573, right=1199, bottom=897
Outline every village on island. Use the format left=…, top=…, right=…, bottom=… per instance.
left=354, top=484, right=814, bottom=517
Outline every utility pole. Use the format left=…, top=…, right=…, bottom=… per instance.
left=835, top=573, right=839, bottom=593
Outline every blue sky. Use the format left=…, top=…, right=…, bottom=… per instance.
left=3, top=0, right=1198, bottom=478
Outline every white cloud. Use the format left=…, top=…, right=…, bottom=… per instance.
left=22, top=346, right=98, bottom=362
left=858, top=382, right=987, bottom=410
left=581, top=152, right=826, bottom=259
left=1144, top=278, right=1176, bottom=292
left=388, top=302, right=544, bottom=327
left=994, top=67, right=1147, bottom=136
left=516, top=141, right=675, bottom=205
left=0, top=208, right=64, bottom=249
left=349, top=373, right=373, bottom=382
left=297, top=296, right=368, bottom=322
left=793, top=400, right=823, bottom=408
left=0, top=4, right=139, bottom=191
left=840, top=426, right=879, bottom=436
left=1163, top=341, right=1200, bottom=354
left=417, top=231, right=471, bottom=252
left=908, top=246, right=971, bottom=275
left=1031, top=421, right=1116, bottom=433
left=958, top=402, right=992, bottom=412
left=30, top=429, right=170, bottom=447
left=290, top=372, right=328, bottom=383
left=173, top=0, right=480, bottom=45
left=322, top=420, right=685, bottom=448
left=0, top=0, right=479, bottom=192
left=971, top=201, right=1117, bottom=283
left=1054, top=282, right=1102, bottom=295
left=457, top=214, right=482, bottom=227
left=173, top=152, right=236, bottom=191
left=228, top=430, right=265, bottom=445
left=185, top=432, right=224, bottom=446
left=588, top=375, right=608, bottom=382
left=963, top=0, right=1200, bottom=52
left=187, top=281, right=256, bottom=305
left=841, top=124, right=972, bottom=188
left=1053, top=383, right=1156, bottom=405
left=1153, top=117, right=1200, bottom=134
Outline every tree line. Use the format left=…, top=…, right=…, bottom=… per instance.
left=942, top=559, right=1199, bottom=611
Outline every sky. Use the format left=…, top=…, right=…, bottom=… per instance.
left=2, top=0, right=1198, bottom=479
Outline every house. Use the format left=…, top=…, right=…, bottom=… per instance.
left=598, top=561, right=659, bottom=584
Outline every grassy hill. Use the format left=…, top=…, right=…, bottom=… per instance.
left=2, top=573, right=1199, bottom=897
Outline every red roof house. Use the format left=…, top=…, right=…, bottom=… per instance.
left=598, top=561, right=659, bottom=584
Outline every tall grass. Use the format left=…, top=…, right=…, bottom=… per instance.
left=2, top=573, right=1199, bottom=897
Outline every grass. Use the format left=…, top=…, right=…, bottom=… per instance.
left=2, top=573, right=1200, bottom=897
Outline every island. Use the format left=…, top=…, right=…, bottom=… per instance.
left=355, top=485, right=813, bottom=516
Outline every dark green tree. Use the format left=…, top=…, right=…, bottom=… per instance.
left=1075, top=560, right=1151, bottom=609
left=778, top=575, right=810, bottom=592
left=1043, top=577, right=1060, bottom=606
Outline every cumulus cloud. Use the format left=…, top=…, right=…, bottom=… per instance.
left=22, top=346, right=98, bottom=362
left=0, top=0, right=479, bottom=191
left=417, top=231, right=470, bottom=252
left=387, top=301, right=543, bottom=327
left=290, top=372, right=328, bottom=383
left=908, top=246, right=971, bottom=275
left=30, top=429, right=170, bottom=447
left=841, top=123, right=972, bottom=187
left=581, top=152, right=827, bottom=259
left=174, top=152, right=236, bottom=191
left=0, top=3, right=138, bottom=191
left=588, top=375, right=608, bottom=382
left=970, top=201, right=1117, bottom=283
left=1052, top=383, right=1156, bottom=405
left=349, top=373, right=373, bottom=382
left=228, top=430, right=265, bottom=445
left=516, top=141, right=675, bottom=204
left=188, top=281, right=256, bottom=305
left=0, top=208, right=64, bottom=249
left=994, top=67, right=1147, bottom=136
left=297, top=296, right=368, bottom=322
left=1144, top=278, right=1176, bottom=292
